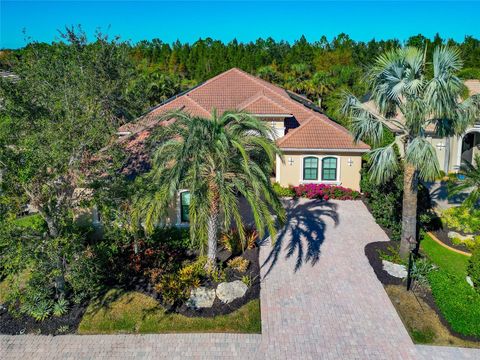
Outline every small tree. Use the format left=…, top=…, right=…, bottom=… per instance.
left=0, top=27, right=139, bottom=298
left=449, top=154, right=480, bottom=209
left=343, top=46, right=480, bottom=258
left=133, top=110, right=286, bottom=271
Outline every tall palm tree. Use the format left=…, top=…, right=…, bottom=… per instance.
left=134, top=110, right=286, bottom=270
left=342, top=46, right=480, bottom=258
left=449, top=154, right=480, bottom=209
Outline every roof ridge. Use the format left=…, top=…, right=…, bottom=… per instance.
left=231, top=68, right=359, bottom=137
left=184, top=94, right=211, bottom=117
left=276, top=117, right=315, bottom=147
left=187, top=68, right=241, bottom=97
left=239, top=93, right=292, bottom=114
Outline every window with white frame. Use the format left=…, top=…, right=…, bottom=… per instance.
left=321, top=157, right=337, bottom=181
left=303, top=157, right=319, bottom=180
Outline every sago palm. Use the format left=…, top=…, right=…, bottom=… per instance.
left=133, top=110, right=286, bottom=270
left=342, top=46, right=480, bottom=258
left=449, top=154, right=480, bottom=209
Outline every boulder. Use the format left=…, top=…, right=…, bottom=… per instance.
left=216, top=280, right=248, bottom=304
left=186, top=287, right=216, bottom=309
left=382, top=260, right=408, bottom=279
left=447, top=231, right=474, bottom=242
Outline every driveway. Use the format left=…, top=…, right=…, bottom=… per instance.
left=1, top=199, right=478, bottom=359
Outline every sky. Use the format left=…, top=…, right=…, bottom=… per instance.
left=1, top=1, right=480, bottom=49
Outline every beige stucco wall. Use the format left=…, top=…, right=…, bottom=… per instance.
left=276, top=152, right=363, bottom=191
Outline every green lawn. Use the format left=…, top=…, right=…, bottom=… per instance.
left=420, top=235, right=480, bottom=338
left=78, top=289, right=261, bottom=334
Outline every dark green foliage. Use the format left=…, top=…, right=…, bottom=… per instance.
left=468, top=245, right=480, bottom=292
left=428, top=269, right=480, bottom=337
left=272, top=183, right=295, bottom=197
left=360, top=164, right=432, bottom=241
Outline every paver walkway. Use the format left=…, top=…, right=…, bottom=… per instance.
left=1, top=199, right=479, bottom=359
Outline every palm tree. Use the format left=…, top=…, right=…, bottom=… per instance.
left=134, top=110, right=286, bottom=270
left=449, top=154, right=480, bottom=209
left=342, top=46, right=480, bottom=258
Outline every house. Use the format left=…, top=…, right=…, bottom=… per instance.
left=363, top=79, right=480, bottom=173
left=118, top=68, right=369, bottom=225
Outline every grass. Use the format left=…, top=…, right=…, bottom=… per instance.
left=78, top=289, right=261, bottom=334
left=420, top=234, right=480, bottom=339
left=385, top=285, right=479, bottom=347
left=420, top=234, right=469, bottom=276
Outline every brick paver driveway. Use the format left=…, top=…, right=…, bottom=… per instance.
left=1, top=199, right=479, bottom=359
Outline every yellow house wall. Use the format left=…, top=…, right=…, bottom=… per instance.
left=276, top=152, right=364, bottom=191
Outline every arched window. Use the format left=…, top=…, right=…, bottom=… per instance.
left=322, top=157, right=337, bottom=181
left=180, top=191, right=190, bottom=223
left=303, top=157, right=318, bottom=180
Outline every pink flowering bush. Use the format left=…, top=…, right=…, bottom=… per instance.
left=293, top=183, right=360, bottom=201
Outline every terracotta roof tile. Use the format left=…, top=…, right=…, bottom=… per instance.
left=277, top=116, right=370, bottom=150
left=120, top=68, right=368, bottom=151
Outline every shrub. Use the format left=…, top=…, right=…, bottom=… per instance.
left=451, top=236, right=479, bottom=252
left=441, top=207, right=480, bottom=234
left=468, top=245, right=480, bottom=292
left=272, top=182, right=295, bottom=197
left=293, top=183, right=360, bottom=201
left=53, top=298, right=69, bottom=317
left=245, top=227, right=258, bottom=250
left=411, top=258, right=436, bottom=288
left=227, top=257, right=250, bottom=273
left=428, top=269, right=480, bottom=337
left=154, top=257, right=206, bottom=305
left=220, top=229, right=243, bottom=255
left=361, top=165, right=432, bottom=241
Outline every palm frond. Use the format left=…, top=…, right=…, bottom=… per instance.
left=366, top=143, right=400, bottom=184
left=405, top=137, right=440, bottom=181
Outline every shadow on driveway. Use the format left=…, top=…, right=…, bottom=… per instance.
left=261, top=198, right=338, bottom=277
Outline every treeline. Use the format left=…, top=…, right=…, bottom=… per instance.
left=2, top=32, right=480, bottom=123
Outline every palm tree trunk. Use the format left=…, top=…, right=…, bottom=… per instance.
left=45, top=215, right=66, bottom=297
left=205, top=182, right=220, bottom=272
left=399, top=162, right=418, bottom=259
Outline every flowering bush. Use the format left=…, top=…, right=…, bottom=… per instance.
left=293, top=183, right=360, bottom=201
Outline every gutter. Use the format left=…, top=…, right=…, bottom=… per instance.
left=280, top=148, right=369, bottom=153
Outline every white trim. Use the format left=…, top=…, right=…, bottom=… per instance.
left=455, top=127, right=480, bottom=171
left=275, top=154, right=281, bottom=183
left=176, top=189, right=190, bottom=227
left=281, top=148, right=368, bottom=153
left=299, top=155, right=341, bottom=184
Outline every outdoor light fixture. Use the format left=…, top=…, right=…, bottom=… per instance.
left=288, top=157, right=294, bottom=166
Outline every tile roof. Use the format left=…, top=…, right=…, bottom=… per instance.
left=119, top=68, right=368, bottom=151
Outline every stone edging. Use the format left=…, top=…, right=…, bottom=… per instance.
left=427, top=231, right=472, bottom=257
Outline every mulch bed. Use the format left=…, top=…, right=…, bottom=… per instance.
left=365, top=240, right=479, bottom=343
left=0, top=303, right=86, bottom=335
left=429, top=227, right=474, bottom=253
left=129, top=246, right=261, bottom=318
left=0, top=246, right=261, bottom=335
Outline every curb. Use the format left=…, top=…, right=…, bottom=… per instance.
left=426, top=231, right=472, bottom=257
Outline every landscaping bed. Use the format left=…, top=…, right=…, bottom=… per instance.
left=365, top=239, right=480, bottom=346
left=0, top=226, right=262, bottom=335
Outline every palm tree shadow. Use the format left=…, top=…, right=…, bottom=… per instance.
left=260, top=198, right=338, bottom=277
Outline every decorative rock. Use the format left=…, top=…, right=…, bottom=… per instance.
left=382, top=260, right=408, bottom=279
left=447, top=231, right=474, bottom=242
left=466, top=276, right=474, bottom=288
left=186, top=287, right=216, bottom=309
left=216, top=280, right=248, bottom=304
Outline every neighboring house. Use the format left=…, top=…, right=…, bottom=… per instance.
left=118, top=68, right=369, bottom=225
left=363, top=79, right=480, bottom=173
